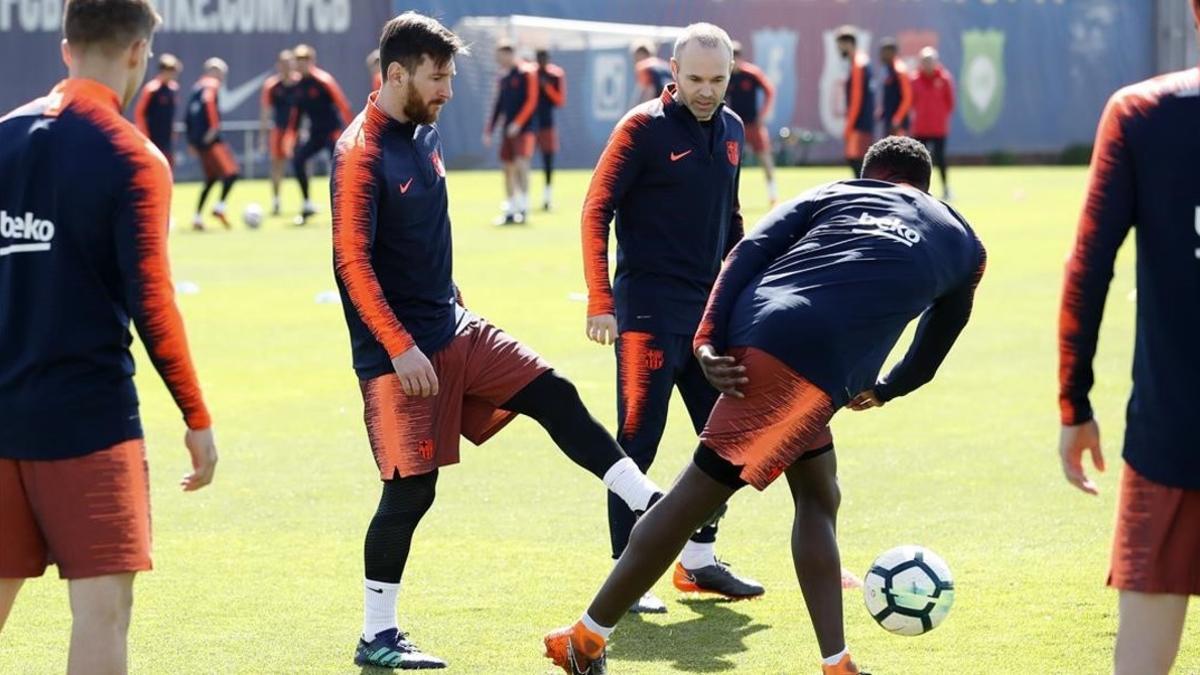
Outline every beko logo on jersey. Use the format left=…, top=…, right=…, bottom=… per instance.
left=0, top=210, right=55, bottom=257
left=851, top=212, right=922, bottom=247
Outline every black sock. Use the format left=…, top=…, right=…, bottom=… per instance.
left=543, top=153, right=554, bottom=187
left=363, top=470, right=438, bottom=584
left=219, top=174, right=238, bottom=201
left=196, top=179, right=216, bottom=214
left=501, top=370, right=626, bottom=479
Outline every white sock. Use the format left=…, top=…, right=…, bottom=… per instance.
left=501, top=199, right=512, bottom=215
left=580, top=612, right=615, bottom=641
left=303, top=199, right=315, bottom=211
left=821, top=646, right=849, bottom=666
left=362, top=579, right=400, bottom=641
left=191, top=213, right=203, bottom=225
left=515, top=191, right=528, bottom=212
left=766, top=179, right=778, bottom=202
left=272, top=196, right=280, bottom=209
left=544, top=185, right=553, bottom=202
left=603, top=457, right=661, bottom=512
left=213, top=201, right=226, bottom=215
left=680, top=540, right=717, bottom=569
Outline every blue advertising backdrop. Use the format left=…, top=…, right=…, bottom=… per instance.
left=0, top=0, right=1157, bottom=174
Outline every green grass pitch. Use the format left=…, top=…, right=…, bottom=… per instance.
left=2, top=166, right=1198, bottom=674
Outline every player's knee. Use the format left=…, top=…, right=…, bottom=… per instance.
left=378, top=471, right=438, bottom=517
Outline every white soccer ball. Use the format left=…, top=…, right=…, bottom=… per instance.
left=242, top=203, right=264, bottom=229
left=863, top=545, right=955, bottom=636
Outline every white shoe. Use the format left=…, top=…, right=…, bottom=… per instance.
left=628, top=590, right=667, bottom=614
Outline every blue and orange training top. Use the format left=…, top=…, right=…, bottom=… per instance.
left=844, top=51, right=874, bottom=135
left=261, top=72, right=299, bottom=132
left=185, top=75, right=222, bottom=148
left=488, top=62, right=539, bottom=135
left=292, top=66, right=352, bottom=138
left=636, top=57, right=673, bottom=99
left=133, top=77, right=177, bottom=153
left=582, top=84, right=745, bottom=336
left=695, top=180, right=985, bottom=409
left=726, top=60, right=775, bottom=126
left=1059, top=67, right=1200, bottom=490
left=332, top=93, right=464, bottom=379
left=536, top=62, right=566, bottom=130
left=0, top=79, right=211, bottom=460
left=880, top=58, right=913, bottom=130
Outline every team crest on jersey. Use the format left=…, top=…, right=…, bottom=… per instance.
left=643, top=348, right=665, bottom=371
left=726, top=140, right=740, bottom=166
left=417, top=438, right=435, bottom=461
left=431, top=150, right=445, bottom=177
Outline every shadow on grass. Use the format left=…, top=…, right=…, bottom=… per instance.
left=610, top=597, right=771, bottom=672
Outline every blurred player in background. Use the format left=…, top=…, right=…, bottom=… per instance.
left=582, top=22, right=764, bottom=616
left=878, top=38, right=912, bottom=136
left=726, top=41, right=778, bottom=205
left=835, top=26, right=873, bottom=178
left=260, top=49, right=298, bottom=216
left=910, top=47, right=955, bottom=201
left=133, top=53, right=181, bottom=167
left=367, top=48, right=382, bottom=93
left=0, top=2, right=218, bottom=672
left=333, top=13, right=664, bottom=669
left=1058, top=2, right=1200, bottom=671
left=290, top=44, right=352, bottom=225
left=550, top=136, right=985, bottom=675
left=632, top=40, right=672, bottom=103
left=534, top=48, right=565, bottom=211
left=185, top=57, right=239, bottom=230
left=483, top=41, right=538, bottom=225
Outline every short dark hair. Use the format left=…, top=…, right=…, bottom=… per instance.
left=862, top=136, right=932, bottom=192
left=834, top=25, right=858, bottom=44
left=379, top=12, right=466, bottom=77
left=64, top=0, right=159, bottom=51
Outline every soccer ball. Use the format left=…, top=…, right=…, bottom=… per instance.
left=242, top=203, right=263, bottom=229
left=863, top=545, right=955, bottom=636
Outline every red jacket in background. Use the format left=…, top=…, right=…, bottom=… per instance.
left=910, top=66, right=955, bottom=138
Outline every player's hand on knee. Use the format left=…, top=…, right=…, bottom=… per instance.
left=848, top=389, right=883, bottom=411
left=586, top=314, right=617, bottom=345
left=506, top=122, right=520, bottom=138
left=182, top=427, right=218, bottom=492
left=696, top=344, right=748, bottom=398
left=481, top=132, right=492, bottom=148
left=392, top=347, right=439, bottom=398
left=1059, top=419, right=1104, bottom=496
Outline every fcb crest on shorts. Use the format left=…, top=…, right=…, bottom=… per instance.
left=726, top=140, right=740, bottom=166
left=430, top=150, right=445, bottom=177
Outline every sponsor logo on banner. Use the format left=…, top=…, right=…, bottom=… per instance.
left=819, top=27, right=873, bottom=138
left=960, top=30, right=1006, bottom=134
left=1, top=0, right=352, bottom=33
left=587, top=50, right=629, bottom=142
left=751, top=28, right=798, bottom=128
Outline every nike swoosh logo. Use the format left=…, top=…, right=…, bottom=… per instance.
left=670, top=149, right=693, bottom=162
left=367, top=587, right=384, bottom=594
left=398, top=178, right=414, bottom=194
left=219, top=71, right=270, bottom=114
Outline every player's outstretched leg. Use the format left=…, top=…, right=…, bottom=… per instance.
left=544, top=460, right=736, bottom=674
left=355, top=471, right=447, bottom=670
left=500, top=371, right=662, bottom=514
left=785, top=447, right=866, bottom=675
left=292, top=139, right=319, bottom=225
left=67, top=573, right=134, bottom=675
